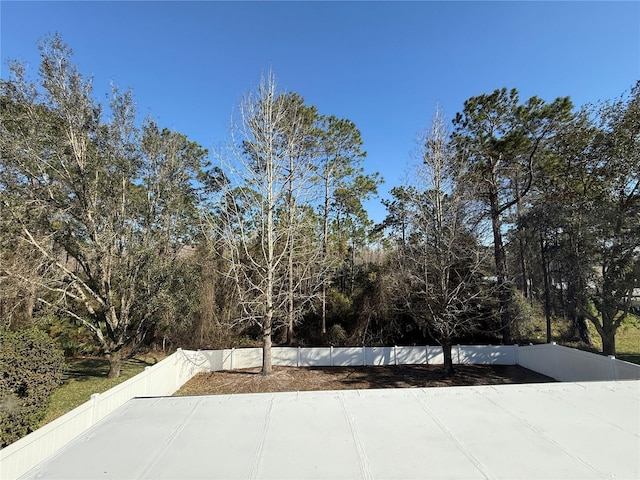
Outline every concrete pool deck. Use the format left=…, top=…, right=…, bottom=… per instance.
left=18, top=380, right=640, bottom=479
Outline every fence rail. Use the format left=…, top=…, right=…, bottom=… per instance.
left=2, top=344, right=639, bottom=480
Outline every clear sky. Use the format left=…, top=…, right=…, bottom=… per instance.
left=2, top=1, right=639, bottom=223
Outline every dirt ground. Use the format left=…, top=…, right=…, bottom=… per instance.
left=175, top=364, right=554, bottom=396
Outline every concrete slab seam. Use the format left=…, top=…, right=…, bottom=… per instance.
left=135, top=397, right=203, bottom=480
left=410, top=389, right=494, bottom=480
left=247, top=394, right=275, bottom=480
left=339, top=392, right=373, bottom=480
left=550, top=391, right=637, bottom=437
left=482, top=394, right=609, bottom=479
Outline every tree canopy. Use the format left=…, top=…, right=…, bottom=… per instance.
left=2, top=34, right=637, bottom=378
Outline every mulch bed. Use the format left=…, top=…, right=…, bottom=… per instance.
left=175, top=364, right=555, bottom=396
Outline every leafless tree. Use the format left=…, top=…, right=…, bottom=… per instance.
left=392, top=107, right=492, bottom=373
left=212, top=72, right=323, bottom=374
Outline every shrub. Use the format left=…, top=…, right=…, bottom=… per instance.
left=0, top=327, right=64, bottom=447
left=508, top=289, right=538, bottom=342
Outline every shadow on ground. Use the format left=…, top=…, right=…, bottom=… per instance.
left=176, top=364, right=555, bottom=396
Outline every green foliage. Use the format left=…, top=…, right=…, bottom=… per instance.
left=44, top=316, right=101, bottom=358
left=508, top=290, right=538, bottom=342
left=0, top=34, right=209, bottom=374
left=0, top=327, right=64, bottom=447
left=328, top=324, right=348, bottom=346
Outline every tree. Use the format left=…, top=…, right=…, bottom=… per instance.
left=0, top=35, right=208, bottom=377
left=274, top=93, right=323, bottom=344
left=578, top=85, right=640, bottom=354
left=316, top=116, right=380, bottom=333
left=213, top=72, right=323, bottom=374
left=452, top=88, right=572, bottom=343
left=387, top=108, right=492, bottom=373
left=521, top=109, right=600, bottom=344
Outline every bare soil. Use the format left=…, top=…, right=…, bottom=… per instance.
left=175, top=364, right=554, bottom=396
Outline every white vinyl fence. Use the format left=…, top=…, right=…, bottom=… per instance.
left=2, top=344, right=639, bottom=480
left=203, top=344, right=519, bottom=369
left=517, top=342, right=640, bottom=382
left=0, top=349, right=203, bottom=480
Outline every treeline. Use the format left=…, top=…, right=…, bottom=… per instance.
left=1, top=35, right=638, bottom=379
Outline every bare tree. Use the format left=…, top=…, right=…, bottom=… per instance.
left=213, top=73, right=323, bottom=374
left=391, top=108, right=492, bottom=373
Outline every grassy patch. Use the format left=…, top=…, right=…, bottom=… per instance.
left=41, top=352, right=166, bottom=426
left=518, top=311, right=640, bottom=364
left=550, top=314, right=640, bottom=365
left=610, top=314, right=640, bottom=364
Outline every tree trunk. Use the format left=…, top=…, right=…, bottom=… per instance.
left=540, top=232, right=552, bottom=343
left=442, top=339, right=455, bottom=375
left=489, top=191, right=512, bottom=344
left=321, top=177, right=330, bottom=335
left=601, top=331, right=616, bottom=356
left=321, top=283, right=327, bottom=336
left=262, top=315, right=273, bottom=375
left=518, top=234, right=529, bottom=298
left=106, top=351, right=122, bottom=379
left=287, top=228, right=294, bottom=344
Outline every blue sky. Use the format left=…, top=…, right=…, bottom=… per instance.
left=2, top=1, right=639, bottom=223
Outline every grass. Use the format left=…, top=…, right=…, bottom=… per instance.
left=524, top=312, right=640, bottom=365
left=41, top=352, right=167, bottom=426
left=596, top=315, right=640, bottom=364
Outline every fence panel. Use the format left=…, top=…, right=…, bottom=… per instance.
left=146, top=356, right=176, bottom=395
left=615, top=359, right=640, bottom=380
left=332, top=347, right=363, bottom=366
left=427, top=346, right=444, bottom=364
left=395, top=346, right=427, bottom=365
left=0, top=397, right=94, bottom=480
left=93, top=372, right=148, bottom=421
left=271, top=347, right=298, bottom=366
left=227, top=348, right=262, bottom=369
left=517, top=343, right=640, bottom=381
left=458, top=345, right=517, bottom=365
left=555, top=346, right=613, bottom=381
left=299, top=347, right=331, bottom=367
left=516, top=344, right=556, bottom=378
left=194, top=349, right=225, bottom=372
left=221, top=349, right=234, bottom=370
left=365, top=347, right=394, bottom=366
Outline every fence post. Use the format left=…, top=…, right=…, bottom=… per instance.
left=608, top=355, right=617, bottom=380
left=90, top=393, right=100, bottom=425
left=297, top=346, right=301, bottom=367
left=231, top=348, right=235, bottom=370
left=362, top=346, right=366, bottom=366
left=514, top=344, right=519, bottom=366
left=145, top=366, right=152, bottom=396
left=456, top=344, right=461, bottom=364
left=425, top=345, right=429, bottom=365
left=175, top=349, right=182, bottom=391
left=394, top=345, right=398, bottom=366
left=330, top=346, right=334, bottom=367
left=551, top=342, right=561, bottom=380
